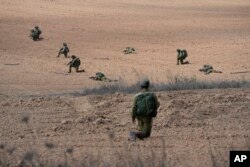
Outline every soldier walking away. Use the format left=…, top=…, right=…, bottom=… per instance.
left=67, top=55, right=84, bottom=73
left=58, top=43, right=70, bottom=58
left=177, top=49, right=189, bottom=65
left=129, top=79, right=160, bottom=141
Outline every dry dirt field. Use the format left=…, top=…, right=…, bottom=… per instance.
left=0, top=0, right=250, bottom=166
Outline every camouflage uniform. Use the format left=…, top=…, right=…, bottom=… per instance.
left=177, top=49, right=189, bottom=65
left=95, top=72, right=107, bottom=81
left=58, top=43, right=69, bottom=58
left=30, top=29, right=39, bottom=41
left=130, top=80, right=160, bottom=140
left=199, top=64, right=222, bottom=74
left=34, top=26, right=42, bottom=36
left=123, top=47, right=135, bottom=54
left=68, top=55, right=81, bottom=73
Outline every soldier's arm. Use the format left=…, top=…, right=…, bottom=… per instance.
left=67, top=60, right=73, bottom=66
left=131, top=96, right=137, bottom=123
left=154, top=94, right=160, bottom=109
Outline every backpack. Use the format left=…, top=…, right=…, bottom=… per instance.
left=74, top=58, right=81, bottom=66
left=135, top=92, right=157, bottom=117
left=96, top=72, right=105, bottom=80
left=181, top=50, right=188, bottom=58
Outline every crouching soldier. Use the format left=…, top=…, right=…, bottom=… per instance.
left=58, top=43, right=69, bottom=58
left=67, top=55, right=84, bottom=73
left=177, top=49, right=189, bottom=65
left=30, top=29, right=39, bottom=41
left=129, top=79, right=160, bottom=141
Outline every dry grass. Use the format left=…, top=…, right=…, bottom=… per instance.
left=81, top=75, right=250, bottom=96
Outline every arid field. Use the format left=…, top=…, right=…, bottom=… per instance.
left=0, top=0, right=250, bottom=166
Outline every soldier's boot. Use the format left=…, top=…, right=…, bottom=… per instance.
left=136, top=131, right=148, bottom=140
left=128, top=131, right=137, bottom=141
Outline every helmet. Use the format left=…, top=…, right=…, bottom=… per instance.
left=176, top=49, right=181, bottom=52
left=35, top=26, right=39, bottom=29
left=140, top=79, right=150, bottom=89
left=63, top=43, right=67, bottom=46
left=71, top=55, right=76, bottom=59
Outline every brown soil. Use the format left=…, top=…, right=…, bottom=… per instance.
left=0, top=0, right=250, bottom=166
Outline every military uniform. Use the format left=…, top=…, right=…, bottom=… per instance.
left=58, top=43, right=69, bottom=58
left=68, top=55, right=81, bottom=73
left=123, top=47, right=135, bottom=54
left=199, top=64, right=222, bottom=74
left=177, top=49, right=189, bottom=65
left=30, top=30, right=39, bottom=41
left=130, top=82, right=160, bottom=140
left=34, top=26, right=42, bottom=36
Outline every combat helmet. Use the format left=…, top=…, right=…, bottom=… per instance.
left=71, top=55, right=76, bottom=59
left=35, top=26, right=39, bottom=29
left=140, top=79, right=150, bottom=89
left=176, top=49, right=181, bottom=52
left=63, top=43, right=67, bottom=46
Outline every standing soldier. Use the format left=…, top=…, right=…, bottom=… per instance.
left=129, top=79, right=160, bottom=141
left=177, top=49, right=189, bottom=65
left=67, top=55, right=84, bottom=73
left=58, top=43, right=70, bottom=58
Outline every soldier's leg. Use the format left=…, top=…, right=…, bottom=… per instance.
left=68, top=65, right=72, bottom=73
left=137, top=118, right=152, bottom=139
left=64, top=52, right=68, bottom=58
left=182, top=61, right=189, bottom=64
left=180, top=59, right=184, bottom=65
left=75, top=66, right=79, bottom=72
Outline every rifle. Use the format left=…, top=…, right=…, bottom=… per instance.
left=57, top=48, right=63, bottom=57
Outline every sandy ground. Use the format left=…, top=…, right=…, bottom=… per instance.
left=0, top=0, right=250, bottom=166
left=0, top=89, right=250, bottom=166
left=0, top=0, right=250, bottom=95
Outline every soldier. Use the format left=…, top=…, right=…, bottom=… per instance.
left=177, top=49, right=189, bottom=65
left=30, top=29, right=39, bottom=41
left=123, top=47, right=135, bottom=54
left=34, top=26, right=42, bottom=37
left=67, top=55, right=84, bottom=73
left=58, top=43, right=70, bottom=58
left=129, top=79, right=160, bottom=141
left=199, top=64, right=222, bottom=74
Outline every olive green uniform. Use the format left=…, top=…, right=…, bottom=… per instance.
left=131, top=89, right=159, bottom=139
left=58, top=45, right=69, bottom=58
left=30, top=30, right=39, bottom=41
left=177, top=50, right=189, bottom=65
left=68, top=57, right=81, bottom=73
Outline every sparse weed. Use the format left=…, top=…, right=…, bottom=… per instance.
left=81, top=75, right=250, bottom=96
